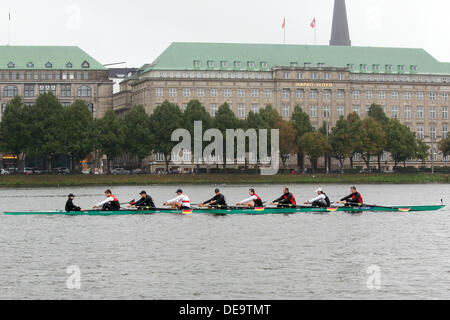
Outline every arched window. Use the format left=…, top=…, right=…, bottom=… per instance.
left=77, top=86, right=91, bottom=97
left=3, top=86, right=18, bottom=97
left=81, top=61, right=90, bottom=68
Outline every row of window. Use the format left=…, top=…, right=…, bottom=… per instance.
left=1, top=102, right=94, bottom=113
left=156, top=88, right=275, bottom=99
left=5, top=61, right=90, bottom=69
left=350, top=90, right=447, bottom=101
left=348, top=105, right=449, bottom=120
left=0, top=71, right=90, bottom=81
left=0, top=85, right=92, bottom=98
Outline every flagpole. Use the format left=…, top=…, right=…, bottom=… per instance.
left=314, top=18, right=317, bottom=45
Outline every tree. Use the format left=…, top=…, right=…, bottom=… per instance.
left=298, top=131, right=331, bottom=172
left=359, top=118, right=387, bottom=171
left=63, top=100, right=95, bottom=171
left=28, top=93, right=66, bottom=171
left=123, top=105, right=153, bottom=167
left=149, top=100, right=183, bottom=173
left=439, top=136, right=450, bottom=162
left=346, top=112, right=363, bottom=169
left=275, top=120, right=299, bottom=169
left=97, top=109, right=126, bottom=173
left=213, top=103, right=240, bottom=168
left=259, top=104, right=281, bottom=128
left=385, top=118, right=416, bottom=168
left=415, top=139, right=430, bottom=167
left=291, top=105, right=313, bottom=171
left=0, top=96, right=31, bottom=171
left=329, top=116, right=353, bottom=173
left=368, top=103, right=389, bottom=170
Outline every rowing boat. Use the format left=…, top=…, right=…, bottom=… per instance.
left=3, top=205, right=445, bottom=216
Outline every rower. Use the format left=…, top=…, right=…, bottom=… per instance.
left=93, top=189, right=121, bottom=211
left=65, top=194, right=81, bottom=212
left=270, top=187, right=296, bottom=207
left=304, top=188, right=331, bottom=208
left=337, top=186, right=363, bottom=207
left=129, top=190, right=155, bottom=209
left=236, top=188, right=264, bottom=208
left=163, top=189, right=191, bottom=209
left=199, top=188, right=227, bottom=208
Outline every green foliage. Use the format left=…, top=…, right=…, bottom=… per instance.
left=183, top=100, right=212, bottom=133
left=385, top=118, right=416, bottom=167
left=439, top=137, right=450, bottom=158
left=123, top=105, right=153, bottom=161
left=359, top=118, right=387, bottom=169
left=97, top=109, right=126, bottom=167
left=299, top=131, right=331, bottom=171
left=368, top=103, right=389, bottom=126
left=415, top=139, right=430, bottom=165
left=329, top=116, right=353, bottom=169
left=213, top=103, right=239, bottom=132
left=275, top=120, right=299, bottom=167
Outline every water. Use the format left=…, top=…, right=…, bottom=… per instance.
left=0, top=184, right=449, bottom=300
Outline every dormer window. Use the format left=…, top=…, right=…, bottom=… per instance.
left=81, top=61, right=90, bottom=68
left=27, top=62, right=34, bottom=68
left=373, top=64, right=380, bottom=71
left=410, top=65, right=417, bottom=73
left=234, top=61, right=242, bottom=68
left=207, top=60, right=215, bottom=68
left=66, top=62, right=73, bottom=68
left=290, top=62, right=298, bottom=68
left=7, top=61, right=15, bottom=68
left=248, top=61, right=256, bottom=68
left=221, top=61, right=228, bottom=68
left=398, top=65, right=405, bottom=72
left=304, top=62, right=311, bottom=68
left=318, top=63, right=325, bottom=68
left=386, top=64, right=393, bottom=72
left=360, top=64, right=367, bottom=71
left=261, top=61, right=268, bottom=69
left=347, top=63, right=354, bottom=69
left=194, top=60, right=201, bottom=68
left=45, top=62, right=53, bottom=68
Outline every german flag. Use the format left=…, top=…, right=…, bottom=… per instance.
left=398, top=208, right=411, bottom=212
left=254, top=207, right=265, bottom=212
left=327, top=208, right=338, bottom=212
left=182, top=209, right=193, bottom=215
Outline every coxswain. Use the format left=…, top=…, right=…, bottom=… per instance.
left=337, top=186, right=363, bottom=207
left=199, top=188, right=227, bottom=208
left=163, top=189, right=191, bottom=209
left=304, top=188, right=331, bottom=208
left=129, top=190, right=155, bottom=209
left=65, top=194, right=81, bottom=212
left=93, top=189, right=121, bottom=211
left=270, top=187, right=296, bottom=207
left=236, top=188, right=264, bottom=208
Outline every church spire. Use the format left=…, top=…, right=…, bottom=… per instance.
left=330, top=0, right=351, bottom=46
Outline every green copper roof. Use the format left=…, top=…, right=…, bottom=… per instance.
left=0, top=46, right=106, bottom=70
left=142, top=42, right=450, bottom=75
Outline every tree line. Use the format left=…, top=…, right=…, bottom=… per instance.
left=0, top=92, right=444, bottom=173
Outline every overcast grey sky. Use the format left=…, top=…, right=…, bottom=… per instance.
left=1, top=0, right=449, bottom=67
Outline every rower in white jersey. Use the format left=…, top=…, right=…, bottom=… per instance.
left=163, top=189, right=191, bottom=209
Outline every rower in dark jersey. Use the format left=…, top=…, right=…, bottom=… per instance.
left=129, top=191, right=155, bottom=209
left=270, top=187, right=296, bottom=207
left=65, top=194, right=81, bottom=212
left=199, top=189, right=227, bottom=208
left=337, top=186, right=363, bottom=207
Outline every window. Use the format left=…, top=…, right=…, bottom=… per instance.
left=366, top=91, right=373, bottom=99
left=221, top=61, right=228, bottom=68
left=417, top=92, right=424, bottom=100
left=405, top=106, right=411, bottom=119
left=248, top=61, right=256, bottom=69
left=261, top=62, right=268, bottom=69
left=81, top=61, right=90, bottom=68
left=282, top=89, right=290, bottom=99
left=323, top=90, right=331, bottom=99
left=88, top=103, right=94, bottom=113
left=296, top=89, right=304, bottom=99
left=417, top=125, right=424, bottom=139
left=443, top=107, right=448, bottom=120
left=66, top=62, right=73, bottom=68
left=324, top=73, right=331, bottom=80
left=352, top=90, right=360, bottom=99
left=392, top=91, right=399, bottom=99
left=323, top=105, right=330, bottom=118
left=251, top=104, right=259, bottom=114
left=443, top=93, right=449, bottom=101
left=7, top=61, right=15, bottom=68
left=24, top=85, right=34, bottom=97
left=224, top=89, right=232, bottom=98
left=353, top=106, right=361, bottom=116
left=282, top=104, right=290, bottom=118
left=283, top=72, right=289, bottom=79
left=77, top=86, right=91, bottom=97
left=310, top=89, right=318, bottom=99
left=210, top=89, right=218, bottom=97
left=430, top=107, right=436, bottom=119
left=69, top=72, right=74, bottom=80
left=169, top=88, right=177, bottom=97
left=430, top=148, right=437, bottom=161
left=297, top=72, right=303, bottom=80
left=430, top=92, right=437, bottom=100
left=404, top=92, right=411, bottom=100
left=386, top=65, right=393, bottom=72
left=417, top=107, right=424, bottom=119
left=264, top=89, right=272, bottom=98
left=156, top=88, right=164, bottom=97
left=27, top=62, right=34, bottom=68
left=337, top=90, right=345, bottom=99
left=392, top=106, right=399, bottom=119
left=207, top=60, right=215, bottom=68
left=238, top=104, right=246, bottom=118
left=238, top=89, right=245, bottom=98
left=234, top=61, right=242, bottom=68
left=443, top=125, right=448, bottom=139
left=250, top=89, right=259, bottom=98
left=310, top=106, right=317, bottom=118
left=337, top=106, right=344, bottom=117
left=430, top=126, right=437, bottom=139
left=210, top=104, right=218, bottom=116
left=3, top=86, right=18, bottom=97
left=183, top=88, right=190, bottom=97
left=311, top=72, right=317, bottom=80
left=61, top=85, right=71, bottom=97
left=45, top=62, right=52, bottom=68
left=379, top=91, right=385, bottom=99
left=338, top=73, right=345, bottom=80
left=39, top=85, right=56, bottom=95
left=197, top=88, right=205, bottom=97
left=62, top=73, right=67, bottom=80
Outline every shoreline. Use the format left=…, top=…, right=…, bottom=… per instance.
left=0, top=173, right=448, bottom=188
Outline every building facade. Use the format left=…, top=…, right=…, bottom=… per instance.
left=113, top=42, right=450, bottom=171
left=0, top=46, right=113, bottom=120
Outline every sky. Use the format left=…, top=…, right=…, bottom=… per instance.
left=1, top=0, right=449, bottom=68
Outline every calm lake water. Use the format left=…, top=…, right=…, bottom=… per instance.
left=0, top=184, right=449, bottom=300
